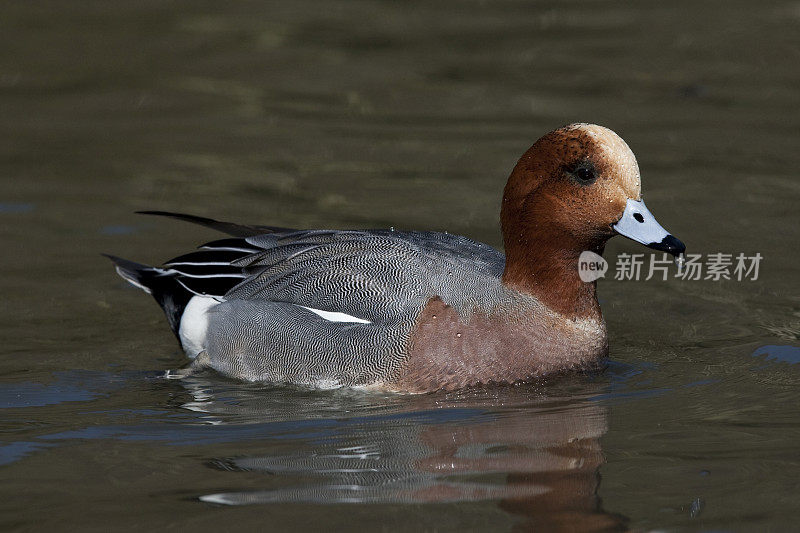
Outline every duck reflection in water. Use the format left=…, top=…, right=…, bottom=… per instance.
left=177, top=376, right=627, bottom=532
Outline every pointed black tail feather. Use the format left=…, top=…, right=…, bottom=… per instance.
left=135, top=211, right=293, bottom=237
left=103, top=254, right=192, bottom=338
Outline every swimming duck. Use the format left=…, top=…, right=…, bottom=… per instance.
left=107, top=123, right=684, bottom=393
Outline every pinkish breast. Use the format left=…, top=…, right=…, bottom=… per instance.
left=390, top=297, right=608, bottom=393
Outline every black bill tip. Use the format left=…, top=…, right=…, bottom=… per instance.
left=647, top=234, right=686, bottom=257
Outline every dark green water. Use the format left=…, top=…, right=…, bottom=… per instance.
left=2, top=1, right=799, bottom=531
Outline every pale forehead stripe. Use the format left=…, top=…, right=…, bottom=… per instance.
left=573, top=124, right=641, bottom=196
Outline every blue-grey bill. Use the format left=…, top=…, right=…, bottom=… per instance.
left=612, top=199, right=686, bottom=257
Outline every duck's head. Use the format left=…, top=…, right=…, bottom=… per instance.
left=501, top=124, right=685, bottom=304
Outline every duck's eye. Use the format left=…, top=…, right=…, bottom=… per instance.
left=573, top=165, right=597, bottom=185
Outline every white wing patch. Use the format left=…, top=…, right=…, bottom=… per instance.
left=179, top=295, right=220, bottom=358
left=295, top=305, right=372, bottom=324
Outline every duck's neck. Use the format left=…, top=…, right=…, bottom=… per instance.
left=501, top=228, right=603, bottom=320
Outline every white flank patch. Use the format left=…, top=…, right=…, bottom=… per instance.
left=296, top=305, right=371, bottom=324
left=179, top=295, right=220, bottom=358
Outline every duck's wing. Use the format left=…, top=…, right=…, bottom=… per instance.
left=230, top=230, right=504, bottom=322
left=163, top=229, right=505, bottom=324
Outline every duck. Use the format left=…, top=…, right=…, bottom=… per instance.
left=106, top=123, right=685, bottom=393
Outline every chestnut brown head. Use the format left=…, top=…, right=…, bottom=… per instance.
left=501, top=124, right=684, bottom=261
